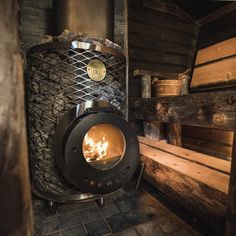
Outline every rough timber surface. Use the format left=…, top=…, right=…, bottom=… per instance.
left=139, top=141, right=229, bottom=233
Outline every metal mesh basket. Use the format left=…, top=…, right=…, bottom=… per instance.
left=26, top=41, right=126, bottom=201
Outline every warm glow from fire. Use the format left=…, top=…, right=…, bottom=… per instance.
left=83, top=134, right=109, bottom=162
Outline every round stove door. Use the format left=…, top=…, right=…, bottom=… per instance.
left=54, top=101, right=139, bottom=194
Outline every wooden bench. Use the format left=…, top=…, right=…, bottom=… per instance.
left=139, top=136, right=230, bottom=232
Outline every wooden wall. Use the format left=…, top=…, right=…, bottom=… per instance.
left=198, top=8, right=236, bottom=49
left=0, top=1, right=33, bottom=235
left=127, top=0, right=198, bottom=99
left=182, top=126, right=233, bottom=161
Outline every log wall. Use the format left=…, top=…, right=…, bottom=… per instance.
left=0, top=1, right=33, bottom=235
left=127, top=0, right=198, bottom=99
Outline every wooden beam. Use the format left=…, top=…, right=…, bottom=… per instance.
left=140, top=143, right=228, bottom=233
left=226, top=117, right=236, bottom=235
left=167, top=123, right=182, bottom=147
left=196, top=37, right=236, bottom=66
left=130, top=90, right=236, bottom=131
left=0, top=1, right=33, bottom=236
left=139, top=136, right=231, bottom=174
left=198, top=2, right=236, bottom=25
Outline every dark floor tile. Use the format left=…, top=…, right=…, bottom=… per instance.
left=113, top=195, right=132, bottom=213
left=85, top=219, right=111, bottom=236
left=106, top=213, right=131, bottom=233
left=135, top=221, right=165, bottom=236
left=58, top=211, right=82, bottom=230
left=33, top=201, right=57, bottom=219
left=154, top=214, right=184, bottom=235
left=46, top=231, right=62, bottom=236
left=61, top=225, right=87, bottom=236
left=57, top=203, right=80, bottom=214
left=124, top=209, right=149, bottom=226
left=35, top=215, right=60, bottom=235
left=112, top=227, right=139, bottom=236
left=98, top=202, right=120, bottom=218
left=79, top=207, right=103, bottom=224
left=76, top=201, right=97, bottom=210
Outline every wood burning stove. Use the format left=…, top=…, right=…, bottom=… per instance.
left=54, top=101, right=139, bottom=194
left=26, top=38, right=139, bottom=202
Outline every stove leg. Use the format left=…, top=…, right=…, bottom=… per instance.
left=46, top=200, right=56, bottom=212
left=136, top=162, right=144, bottom=190
left=96, top=197, right=104, bottom=207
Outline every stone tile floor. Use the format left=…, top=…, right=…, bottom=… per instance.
left=33, top=181, right=214, bottom=236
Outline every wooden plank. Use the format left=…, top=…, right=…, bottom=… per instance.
left=199, top=2, right=236, bottom=25
left=196, top=37, right=236, bottom=65
left=182, top=125, right=234, bottom=146
left=128, top=21, right=196, bottom=46
left=129, top=47, right=191, bottom=66
left=225, top=114, right=236, bottom=235
left=133, top=68, right=179, bottom=79
left=167, top=123, right=182, bottom=147
left=139, top=136, right=231, bottom=174
left=130, top=60, right=187, bottom=74
left=129, top=34, right=195, bottom=57
left=142, top=0, right=185, bottom=19
left=140, top=144, right=228, bottom=233
left=0, top=1, right=33, bottom=236
left=131, top=90, right=236, bottom=131
left=182, top=137, right=232, bottom=161
left=191, top=57, right=236, bottom=88
left=128, top=7, right=197, bottom=35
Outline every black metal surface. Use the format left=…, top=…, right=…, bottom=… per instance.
left=26, top=40, right=127, bottom=201
left=54, top=102, right=139, bottom=194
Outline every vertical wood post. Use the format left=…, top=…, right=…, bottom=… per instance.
left=226, top=119, right=236, bottom=235
left=0, top=1, right=33, bottom=235
left=168, top=123, right=182, bottom=147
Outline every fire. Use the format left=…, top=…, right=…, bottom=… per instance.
left=83, top=134, right=109, bottom=162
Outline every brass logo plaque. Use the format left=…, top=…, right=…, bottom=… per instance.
left=87, top=59, right=106, bottom=81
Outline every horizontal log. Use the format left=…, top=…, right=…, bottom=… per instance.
left=196, top=37, right=236, bottom=65
left=130, top=90, right=236, bottom=130
left=182, top=137, right=232, bottom=161
left=128, top=7, right=197, bottom=35
left=140, top=142, right=229, bottom=232
left=182, top=125, right=234, bottom=146
left=130, top=60, right=187, bottom=74
left=191, top=57, right=236, bottom=88
left=139, top=136, right=231, bottom=174
left=128, top=21, right=196, bottom=46
left=129, top=34, right=195, bottom=57
left=133, top=68, right=179, bottom=79
left=129, top=47, right=191, bottom=67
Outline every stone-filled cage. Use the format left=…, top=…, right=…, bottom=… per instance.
left=26, top=40, right=127, bottom=201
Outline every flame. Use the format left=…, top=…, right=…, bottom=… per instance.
left=83, top=134, right=109, bottom=162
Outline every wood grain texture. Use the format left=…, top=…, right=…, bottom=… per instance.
left=0, top=1, right=33, bottom=235
left=225, top=115, right=236, bottom=235
left=139, top=136, right=231, bottom=174
left=140, top=143, right=228, bottom=233
left=196, top=37, right=236, bottom=65
left=191, top=57, right=236, bottom=88
left=131, top=90, right=236, bottom=130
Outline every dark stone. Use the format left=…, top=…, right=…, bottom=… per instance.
left=124, top=209, right=149, bottom=226
left=113, top=195, right=133, bottom=213
left=98, top=202, right=120, bottom=218
left=35, top=216, right=60, bottom=235
left=79, top=207, right=103, bottom=224
left=58, top=211, right=82, bottom=230
left=135, top=221, right=165, bottom=236
left=85, top=219, right=111, bottom=236
left=61, top=225, right=87, bottom=236
left=106, top=213, right=131, bottom=233
left=112, top=227, right=140, bottom=236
